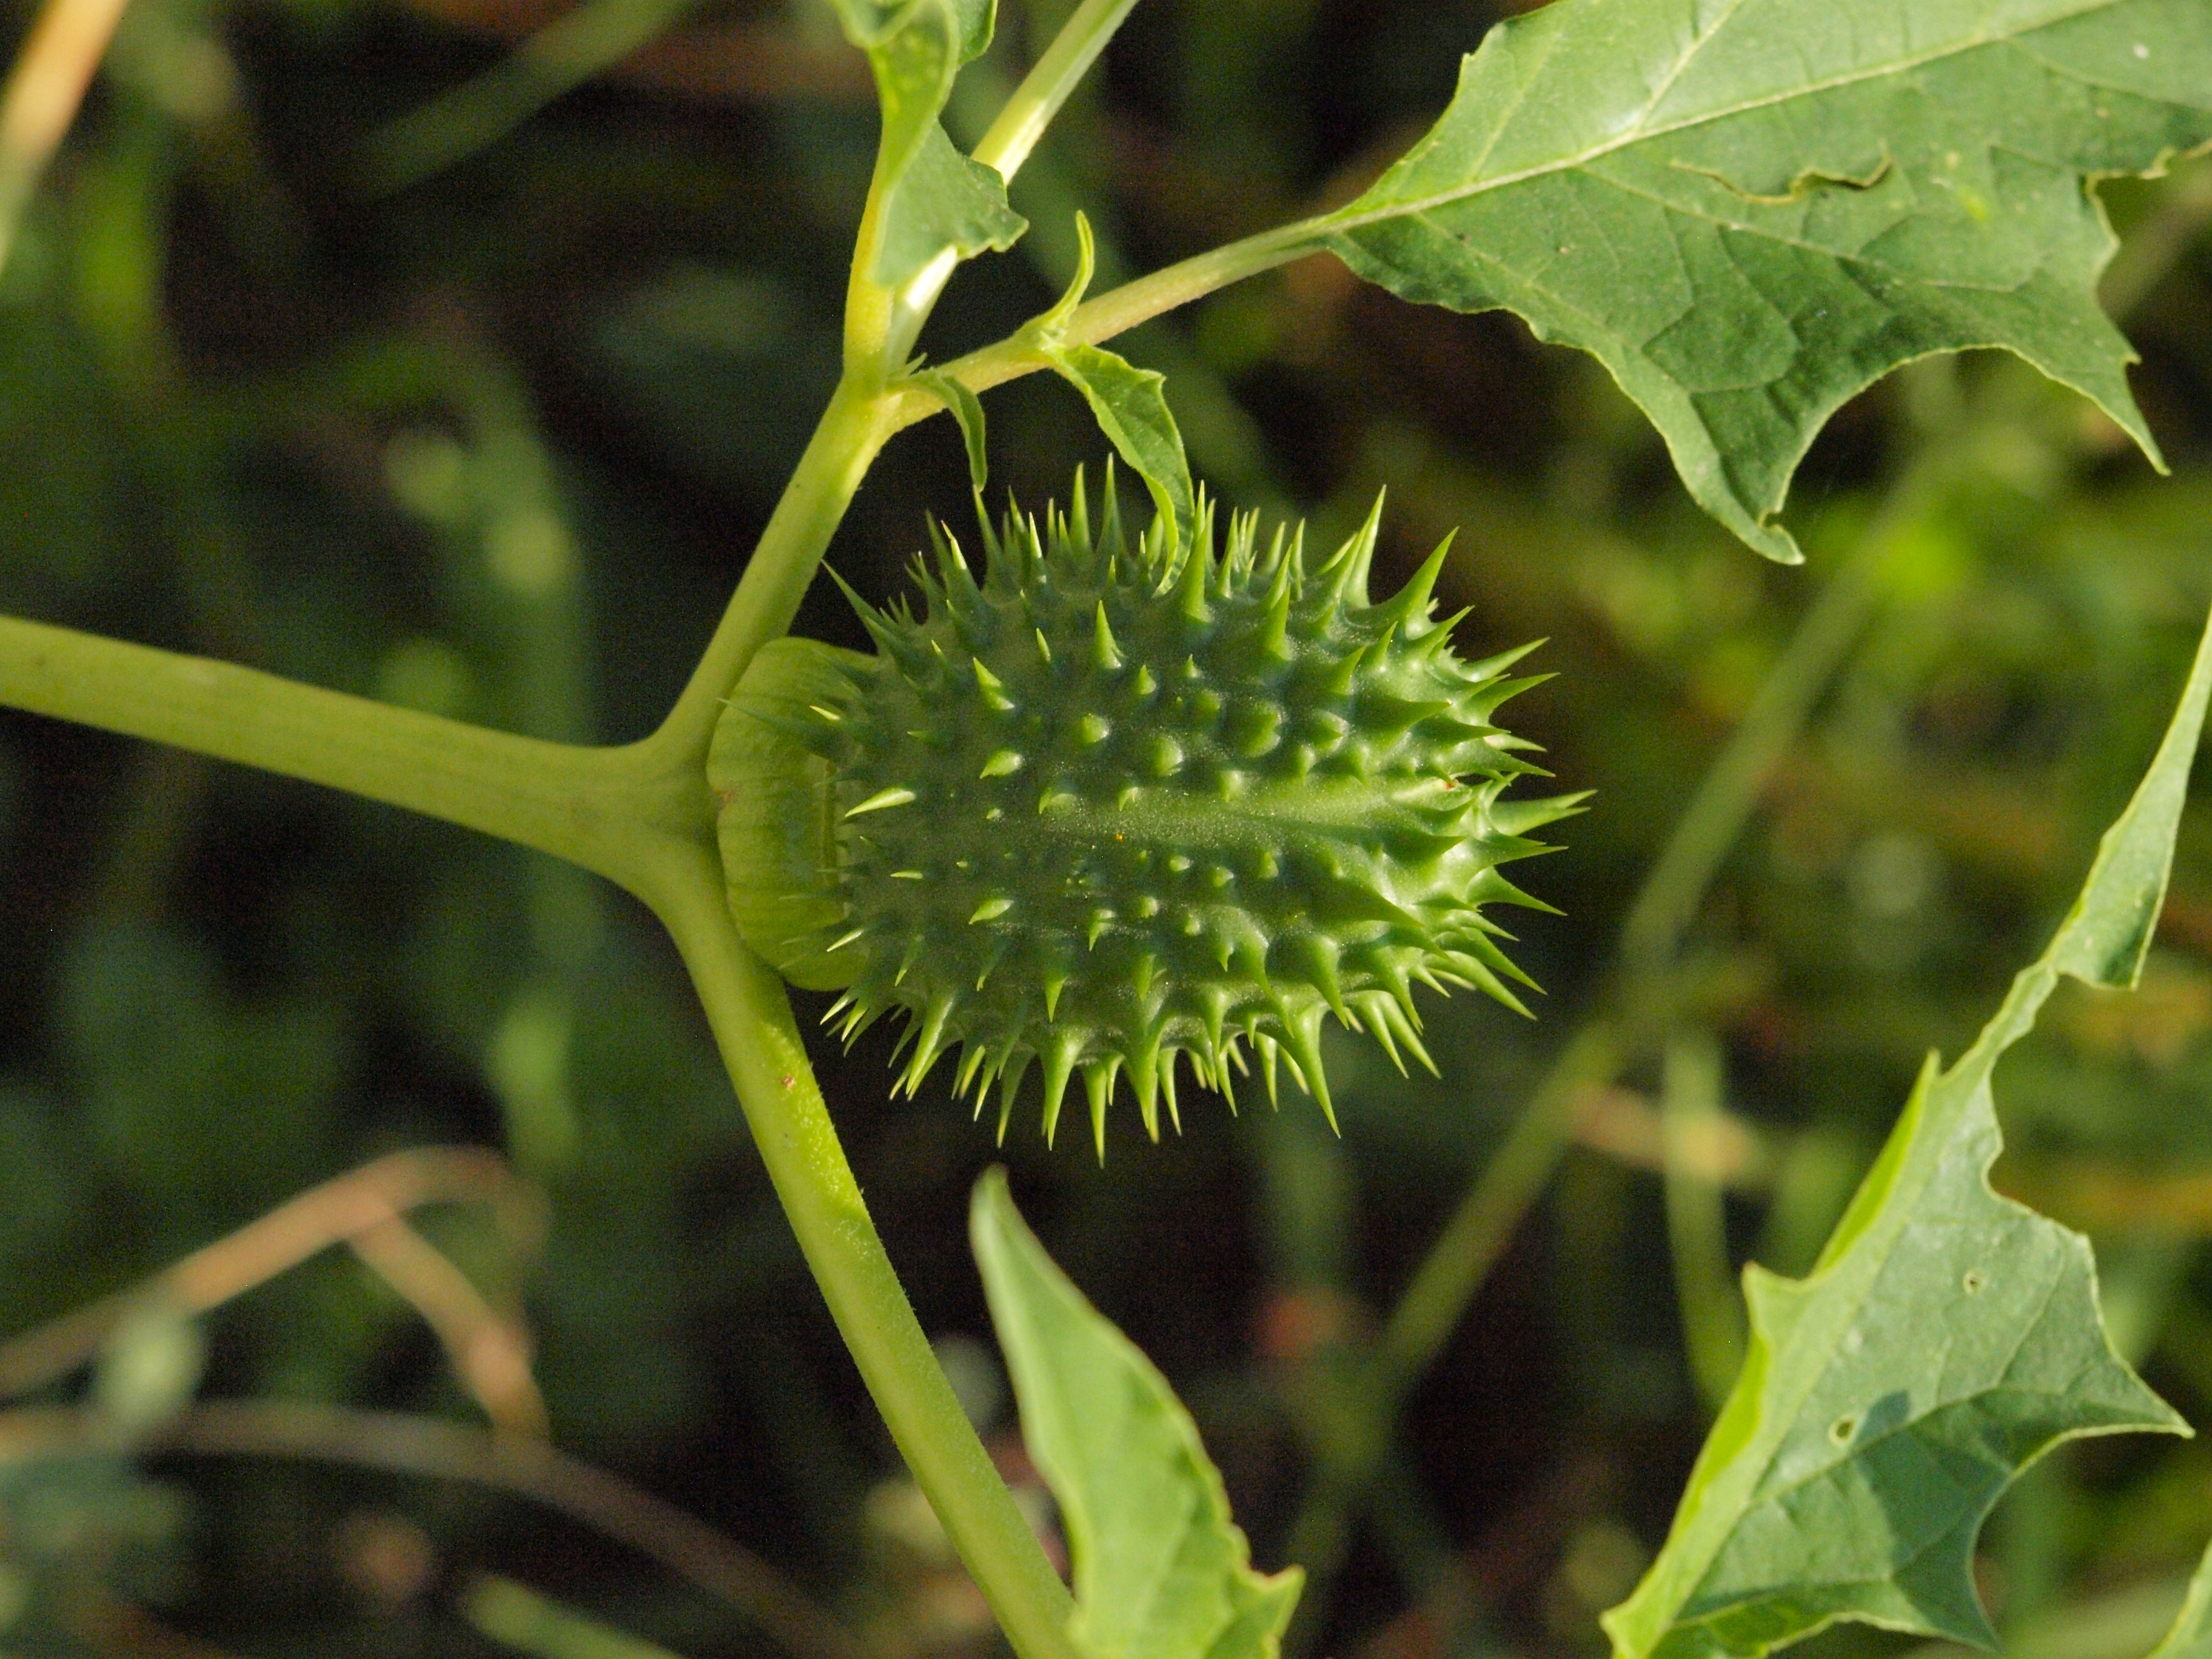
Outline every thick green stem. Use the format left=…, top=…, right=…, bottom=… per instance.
left=0, top=613, right=705, bottom=893
left=653, top=378, right=893, bottom=767
left=652, top=854, right=1083, bottom=1659
left=634, top=351, right=1081, bottom=1659
left=0, top=359, right=1078, bottom=1659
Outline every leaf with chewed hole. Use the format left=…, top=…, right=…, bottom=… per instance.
left=830, top=0, right=1024, bottom=290
left=1324, top=0, right=2212, bottom=561
left=1603, top=594, right=2212, bottom=1659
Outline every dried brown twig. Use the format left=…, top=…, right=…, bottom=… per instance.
left=0, top=1151, right=856, bottom=1658
left=0, top=1147, right=540, bottom=1406
left=0, top=0, right=130, bottom=275
left=349, top=1214, right=549, bottom=1436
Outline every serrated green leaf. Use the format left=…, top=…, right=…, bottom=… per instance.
left=1022, top=214, right=1194, bottom=555
left=826, top=0, right=993, bottom=59
left=1325, top=0, right=2212, bottom=562
left=836, top=0, right=1022, bottom=290
left=2147, top=1541, right=2212, bottom=1659
left=875, top=121, right=1027, bottom=290
left=1039, top=341, right=1195, bottom=559
left=972, top=1170, right=1302, bottom=1659
left=1601, top=597, right=2212, bottom=1659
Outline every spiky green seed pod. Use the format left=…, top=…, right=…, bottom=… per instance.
left=711, top=475, right=1583, bottom=1158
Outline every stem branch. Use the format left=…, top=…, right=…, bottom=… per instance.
left=885, top=216, right=1334, bottom=431
left=0, top=613, right=707, bottom=894
left=653, top=377, right=893, bottom=766
left=882, top=0, right=1145, bottom=377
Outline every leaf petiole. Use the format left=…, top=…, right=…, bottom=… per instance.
left=885, top=213, right=1335, bottom=432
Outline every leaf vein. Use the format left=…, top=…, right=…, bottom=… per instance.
left=1332, top=0, right=2143, bottom=235
left=1626, top=0, right=1762, bottom=140
left=1458, top=11, right=1569, bottom=196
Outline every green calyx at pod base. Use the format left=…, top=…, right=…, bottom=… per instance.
left=711, top=473, right=1585, bottom=1158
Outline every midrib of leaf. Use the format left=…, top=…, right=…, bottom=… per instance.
left=1057, top=1361, right=1225, bottom=1654
left=1101, top=1484, right=1214, bottom=1656
left=1327, top=0, right=2154, bottom=238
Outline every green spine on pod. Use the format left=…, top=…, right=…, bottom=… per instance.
left=710, top=473, right=1585, bottom=1158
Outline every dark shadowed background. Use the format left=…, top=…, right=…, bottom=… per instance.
left=1, top=1, right=2211, bottom=1655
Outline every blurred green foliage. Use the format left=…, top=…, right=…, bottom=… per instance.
left=0, top=0, right=2210, bottom=1655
